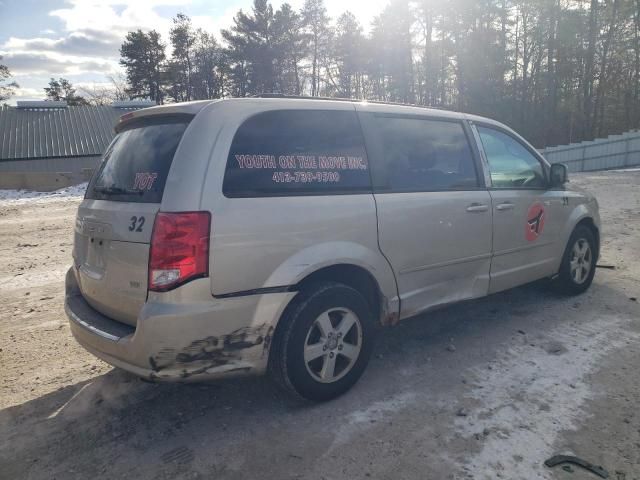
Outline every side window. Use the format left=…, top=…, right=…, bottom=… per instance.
left=362, top=115, right=478, bottom=192
left=223, top=110, right=370, bottom=197
left=477, top=126, right=546, bottom=189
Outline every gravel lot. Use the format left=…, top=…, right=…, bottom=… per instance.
left=1, top=171, right=639, bottom=479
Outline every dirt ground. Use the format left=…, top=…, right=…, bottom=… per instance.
left=1, top=170, right=639, bottom=480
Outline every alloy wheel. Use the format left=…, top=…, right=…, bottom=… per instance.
left=303, top=308, right=363, bottom=383
left=570, top=238, right=592, bottom=285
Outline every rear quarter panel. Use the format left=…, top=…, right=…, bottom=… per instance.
left=190, top=99, right=398, bottom=309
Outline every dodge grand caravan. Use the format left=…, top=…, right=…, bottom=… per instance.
left=65, top=97, right=600, bottom=401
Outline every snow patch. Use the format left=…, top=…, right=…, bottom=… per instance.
left=454, top=315, right=638, bottom=479
left=348, top=392, right=416, bottom=425
left=0, top=183, right=87, bottom=206
left=328, top=392, right=416, bottom=451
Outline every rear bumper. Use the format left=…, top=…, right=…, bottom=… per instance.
left=65, top=267, right=296, bottom=381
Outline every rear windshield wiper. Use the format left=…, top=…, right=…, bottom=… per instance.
left=93, top=186, right=144, bottom=196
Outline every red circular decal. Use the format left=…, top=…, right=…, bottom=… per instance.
left=525, top=202, right=545, bottom=241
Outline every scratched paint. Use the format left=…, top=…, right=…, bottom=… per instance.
left=149, top=324, right=271, bottom=379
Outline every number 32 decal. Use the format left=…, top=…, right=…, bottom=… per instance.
left=129, top=216, right=145, bottom=232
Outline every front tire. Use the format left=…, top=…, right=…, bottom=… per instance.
left=269, top=282, right=376, bottom=401
left=554, top=225, right=597, bottom=295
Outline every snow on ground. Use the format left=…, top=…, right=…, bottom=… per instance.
left=328, top=391, right=418, bottom=452
left=454, top=314, right=639, bottom=479
left=1, top=168, right=639, bottom=479
left=0, top=183, right=87, bottom=206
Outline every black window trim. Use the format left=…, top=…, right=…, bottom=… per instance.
left=222, top=108, right=373, bottom=199
left=363, top=112, right=485, bottom=194
left=473, top=121, right=550, bottom=191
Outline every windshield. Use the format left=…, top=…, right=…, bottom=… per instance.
left=86, top=116, right=191, bottom=203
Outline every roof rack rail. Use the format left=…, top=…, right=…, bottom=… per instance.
left=250, top=93, right=447, bottom=111
left=252, top=93, right=355, bottom=102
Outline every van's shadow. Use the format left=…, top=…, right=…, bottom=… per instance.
left=1, top=279, right=633, bottom=479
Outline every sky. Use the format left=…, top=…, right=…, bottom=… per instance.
left=0, top=0, right=387, bottom=104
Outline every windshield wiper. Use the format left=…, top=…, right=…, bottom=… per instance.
left=93, top=186, right=144, bottom=196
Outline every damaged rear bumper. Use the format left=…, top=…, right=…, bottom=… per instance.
left=64, top=267, right=296, bottom=381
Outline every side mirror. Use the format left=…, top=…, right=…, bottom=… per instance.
left=550, top=163, right=568, bottom=187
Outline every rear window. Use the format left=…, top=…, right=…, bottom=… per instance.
left=86, top=116, right=191, bottom=203
left=223, top=110, right=371, bottom=197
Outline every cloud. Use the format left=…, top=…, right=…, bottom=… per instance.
left=1, top=0, right=384, bottom=105
left=37, top=0, right=198, bottom=66
left=1, top=1, right=188, bottom=80
left=1, top=0, right=209, bottom=103
left=49, top=0, right=189, bottom=38
left=4, top=30, right=122, bottom=58
left=10, top=86, right=44, bottom=100
left=194, top=7, right=240, bottom=37
left=1, top=51, right=118, bottom=76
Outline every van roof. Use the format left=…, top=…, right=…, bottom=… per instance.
left=117, top=96, right=502, bottom=130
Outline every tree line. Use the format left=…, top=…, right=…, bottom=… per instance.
left=2, top=0, right=639, bottom=148
left=119, top=0, right=640, bottom=148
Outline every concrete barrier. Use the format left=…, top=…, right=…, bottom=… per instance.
left=0, top=172, right=88, bottom=191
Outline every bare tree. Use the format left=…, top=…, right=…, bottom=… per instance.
left=77, top=83, right=117, bottom=106
left=0, top=56, right=19, bottom=104
left=107, top=73, right=130, bottom=101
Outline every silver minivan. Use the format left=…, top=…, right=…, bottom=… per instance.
left=65, top=97, right=600, bottom=401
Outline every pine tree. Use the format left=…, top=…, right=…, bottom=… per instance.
left=222, top=0, right=279, bottom=95
left=44, top=77, right=87, bottom=105
left=273, top=3, right=306, bottom=94
left=120, top=30, right=166, bottom=103
left=332, top=12, right=365, bottom=98
left=301, top=0, right=331, bottom=96
left=169, top=13, right=196, bottom=102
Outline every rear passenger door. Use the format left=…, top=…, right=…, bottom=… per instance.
left=209, top=107, right=393, bottom=299
left=358, top=111, right=493, bottom=319
left=472, top=124, right=563, bottom=293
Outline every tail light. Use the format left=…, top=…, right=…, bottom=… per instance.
left=149, top=212, right=211, bottom=292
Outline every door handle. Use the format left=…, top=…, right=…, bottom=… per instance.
left=495, top=202, right=514, bottom=211
left=466, top=203, right=489, bottom=213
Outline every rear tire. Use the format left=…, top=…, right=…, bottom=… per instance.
left=269, top=282, right=376, bottom=401
left=553, top=225, right=597, bottom=295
